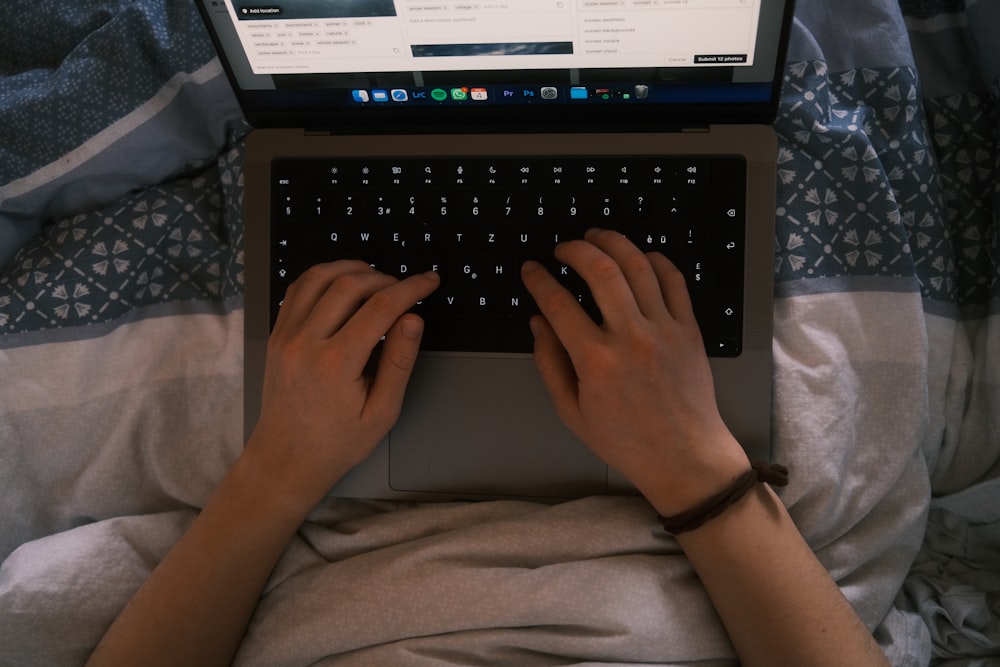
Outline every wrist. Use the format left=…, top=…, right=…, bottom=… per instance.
left=657, top=460, right=789, bottom=535
left=234, top=434, right=335, bottom=525
left=634, top=433, right=752, bottom=518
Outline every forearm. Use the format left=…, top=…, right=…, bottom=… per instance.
left=86, top=267, right=437, bottom=666
left=662, top=484, right=889, bottom=667
left=86, top=452, right=310, bottom=667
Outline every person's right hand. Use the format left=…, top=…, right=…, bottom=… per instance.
left=521, top=229, right=750, bottom=516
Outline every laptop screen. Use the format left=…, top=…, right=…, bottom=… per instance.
left=198, top=0, right=795, bottom=129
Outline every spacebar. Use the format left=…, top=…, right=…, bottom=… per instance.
left=420, top=317, right=535, bottom=354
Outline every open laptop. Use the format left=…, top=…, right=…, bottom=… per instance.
left=196, top=0, right=794, bottom=501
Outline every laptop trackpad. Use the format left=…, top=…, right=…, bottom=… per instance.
left=389, top=355, right=608, bottom=498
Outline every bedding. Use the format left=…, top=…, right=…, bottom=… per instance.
left=0, top=0, right=997, bottom=665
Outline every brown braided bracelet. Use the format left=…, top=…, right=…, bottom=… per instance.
left=659, top=460, right=789, bottom=536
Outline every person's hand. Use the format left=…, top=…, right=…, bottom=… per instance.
left=521, top=229, right=749, bottom=516
left=244, top=261, right=440, bottom=514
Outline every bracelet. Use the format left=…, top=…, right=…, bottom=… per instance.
left=658, top=460, right=789, bottom=536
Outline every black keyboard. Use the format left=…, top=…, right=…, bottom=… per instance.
left=270, top=155, right=746, bottom=356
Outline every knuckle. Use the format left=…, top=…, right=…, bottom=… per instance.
left=664, top=259, right=685, bottom=282
left=299, top=263, right=335, bottom=285
left=582, top=343, right=624, bottom=387
left=334, top=270, right=394, bottom=301
left=386, top=348, right=418, bottom=373
left=628, top=329, right=660, bottom=358
left=287, top=264, right=331, bottom=296
left=624, top=325, right=667, bottom=367
left=540, top=288, right=580, bottom=317
left=302, top=263, right=330, bottom=279
left=590, top=255, right=622, bottom=283
left=622, top=250, right=653, bottom=276
left=331, top=271, right=365, bottom=293
left=266, top=333, right=313, bottom=384
left=651, top=252, right=684, bottom=280
left=363, top=288, right=398, bottom=318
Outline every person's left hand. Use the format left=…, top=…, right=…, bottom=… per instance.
left=244, top=261, right=440, bottom=515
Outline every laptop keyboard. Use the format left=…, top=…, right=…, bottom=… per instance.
left=270, top=155, right=746, bottom=357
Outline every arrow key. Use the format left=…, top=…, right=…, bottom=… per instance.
left=703, top=336, right=742, bottom=358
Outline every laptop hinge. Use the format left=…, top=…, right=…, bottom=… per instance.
left=300, top=123, right=704, bottom=136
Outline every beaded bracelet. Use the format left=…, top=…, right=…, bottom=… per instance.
left=659, top=460, right=789, bottom=536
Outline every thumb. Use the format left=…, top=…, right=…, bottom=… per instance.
left=530, top=315, right=582, bottom=431
left=364, top=314, right=425, bottom=427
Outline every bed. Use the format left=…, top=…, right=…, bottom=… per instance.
left=1, top=0, right=997, bottom=665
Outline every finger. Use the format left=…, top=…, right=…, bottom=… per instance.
left=334, top=271, right=441, bottom=365
left=363, top=313, right=426, bottom=430
left=647, top=252, right=699, bottom=328
left=529, top=314, right=583, bottom=432
left=521, top=260, right=599, bottom=353
left=584, top=228, right=668, bottom=320
left=273, top=261, right=375, bottom=336
left=552, top=239, right=642, bottom=328
left=304, top=270, right=400, bottom=339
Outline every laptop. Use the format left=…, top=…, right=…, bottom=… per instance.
left=196, top=0, right=794, bottom=501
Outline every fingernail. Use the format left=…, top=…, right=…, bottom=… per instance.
left=529, top=317, right=541, bottom=338
left=401, top=317, right=424, bottom=339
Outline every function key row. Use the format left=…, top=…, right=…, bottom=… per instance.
left=274, top=156, right=745, bottom=192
